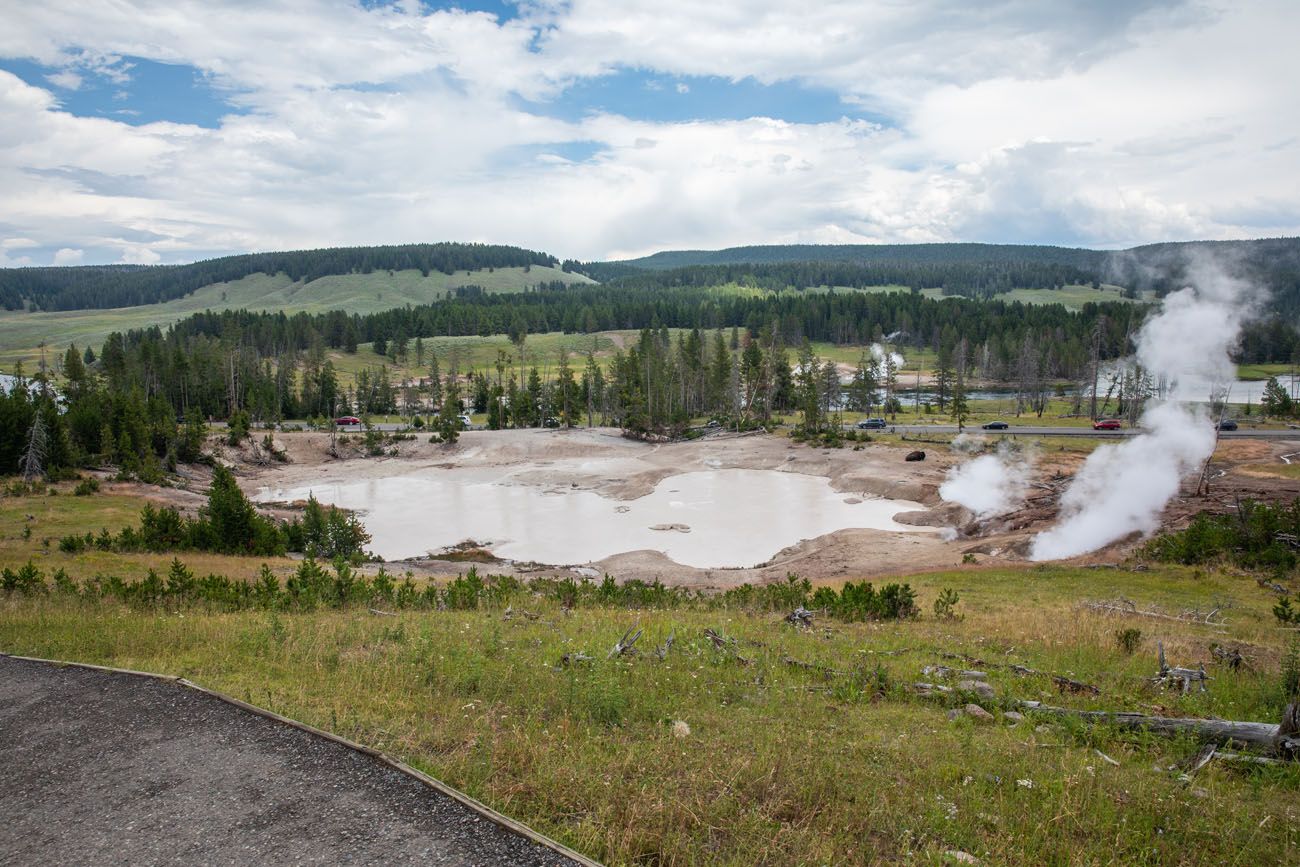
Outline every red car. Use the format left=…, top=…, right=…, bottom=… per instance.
left=1092, top=418, right=1121, bottom=430
left=333, top=416, right=361, bottom=426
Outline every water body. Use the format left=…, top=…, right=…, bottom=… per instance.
left=257, top=468, right=930, bottom=568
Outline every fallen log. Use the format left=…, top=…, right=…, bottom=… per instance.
left=1020, top=701, right=1290, bottom=754
left=1052, top=675, right=1101, bottom=696
left=1082, top=598, right=1228, bottom=629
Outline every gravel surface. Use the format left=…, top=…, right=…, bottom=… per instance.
left=0, top=656, right=583, bottom=866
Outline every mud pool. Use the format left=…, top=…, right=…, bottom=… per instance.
left=257, top=468, right=931, bottom=568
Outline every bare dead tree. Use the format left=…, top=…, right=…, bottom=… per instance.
left=19, top=412, right=48, bottom=483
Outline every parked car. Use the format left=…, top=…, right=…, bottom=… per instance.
left=981, top=421, right=1009, bottom=430
left=457, top=414, right=473, bottom=429
left=543, top=416, right=561, bottom=428
left=1216, top=419, right=1239, bottom=431
left=1092, top=418, right=1122, bottom=430
left=333, top=416, right=361, bottom=426
left=857, top=418, right=888, bottom=429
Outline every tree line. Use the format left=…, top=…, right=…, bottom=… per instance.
left=0, top=242, right=559, bottom=311
left=578, top=258, right=1100, bottom=297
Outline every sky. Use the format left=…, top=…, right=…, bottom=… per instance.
left=0, top=0, right=1297, bottom=266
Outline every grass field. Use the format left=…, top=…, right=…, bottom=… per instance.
left=0, top=484, right=298, bottom=582
left=332, top=331, right=618, bottom=383
left=1239, top=363, right=1300, bottom=382
left=1, top=551, right=1296, bottom=864
left=776, top=283, right=1147, bottom=311
left=0, top=266, right=592, bottom=369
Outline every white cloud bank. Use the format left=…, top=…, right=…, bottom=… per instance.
left=0, top=0, right=1297, bottom=263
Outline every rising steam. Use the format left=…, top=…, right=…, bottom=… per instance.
left=869, top=343, right=905, bottom=368
left=939, top=439, right=1032, bottom=519
left=1029, top=255, right=1259, bottom=561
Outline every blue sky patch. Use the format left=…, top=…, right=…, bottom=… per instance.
left=523, top=68, right=887, bottom=126
left=0, top=57, right=242, bottom=128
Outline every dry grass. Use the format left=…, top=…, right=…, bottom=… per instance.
left=2, top=554, right=1298, bottom=865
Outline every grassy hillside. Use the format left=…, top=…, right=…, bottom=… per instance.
left=0, top=266, right=592, bottom=368
left=607, top=242, right=1107, bottom=271
left=793, top=282, right=1147, bottom=310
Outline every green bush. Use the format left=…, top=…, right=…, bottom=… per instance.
left=1115, top=627, right=1143, bottom=654
left=933, top=587, right=961, bottom=620
left=1144, top=499, right=1300, bottom=572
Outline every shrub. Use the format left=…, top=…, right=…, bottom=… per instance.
left=1, top=561, right=45, bottom=595
left=933, top=588, right=961, bottom=620
left=284, top=494, right=371, bottom=562
left=444, top=568, right=485, bottom=610
left=1282, top=637, right=1300, bottom=703
left=226, top=410, right=251, bottom=446
left=73, top=477, right=101, bottom=496
left=811, top=581, right=917, bottom=621
left=1115, top=627, right=1143, bottom=655
left=1144, top=498, right=1300, bottom=572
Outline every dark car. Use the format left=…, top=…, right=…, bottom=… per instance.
left=1092, top=418, right=1122, bottom=430
left=857, top=418, right=888, bottom=429
left=981, top=421, right=1009, bottom=430
left=1216, top=419, right=1238, bottom=431
left=333, top=416, right=361, bottom=426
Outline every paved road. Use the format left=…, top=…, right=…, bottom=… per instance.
left=844, top=423, right=1300, bottom=439
left=237, top=421, right=1300, bottom=439
left=0, top=655, right=584, bottom=866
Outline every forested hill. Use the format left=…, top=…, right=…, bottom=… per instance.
left=0, top=242, right=559, bottom=312
left=589, top=242, right=1105, bottom=273
left=580, top=238, right=1300, bottom=317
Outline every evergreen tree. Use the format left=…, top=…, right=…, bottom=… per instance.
left=1262, top=376, right=1294, bottom=418
left=952, top=339, right=970, bottom=431
left=796, top=340, right=823, bottom=434
left=438, top=374, right=462, bottom=444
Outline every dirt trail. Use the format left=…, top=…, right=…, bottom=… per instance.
left=0, top=655, right=583, bottom=866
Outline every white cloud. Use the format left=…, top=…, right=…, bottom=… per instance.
left=120, top=244, right=160, bottom=264
left=52, top=247, right=83, bottom=265
left=0, top=0, right=1295, bottom=263
left=44, top=70, right=81, bottom=90
left=0, top=236, right=38, bottom=267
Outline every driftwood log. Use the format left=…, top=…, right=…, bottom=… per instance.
left=1155, top=641, right=1210, bottom=694
left=784, top=607, right=814, bottom=628
left=1020, top=701, right=1299, bottom=756
left=1083, top=598, right=1227, bottom=629
left=607, top=625, right=643, bottom=659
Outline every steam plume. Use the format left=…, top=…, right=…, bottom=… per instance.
left=1029, top=255, right=1258, bottom=561
left=869, top=343, right=905, bottom=368
left=939, top=440, right=1032, bottom=519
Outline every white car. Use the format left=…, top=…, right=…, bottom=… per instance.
left=458, top=414, right=473, bottom=429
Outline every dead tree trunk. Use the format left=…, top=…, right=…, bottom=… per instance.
left=1020, top=701, right=1287, bottom=753
left=19, top=413, right=48, bottom=483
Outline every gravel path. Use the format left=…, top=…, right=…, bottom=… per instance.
left=0, top=655, right=586, bottom=866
